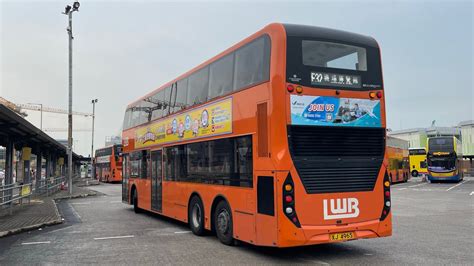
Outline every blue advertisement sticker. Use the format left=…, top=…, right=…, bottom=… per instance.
left=290, top=95, right=381, bottom=127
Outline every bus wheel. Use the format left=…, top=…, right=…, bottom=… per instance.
left=133, top=189, right=141, bottom=213
left=214, top=201, right=234, bottom=245
left=411, top=170, right=418, bottom=177
left=189, top=196, right=205, bottom=236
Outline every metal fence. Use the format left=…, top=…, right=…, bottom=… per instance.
left=0, top=176, right=66, bottom=215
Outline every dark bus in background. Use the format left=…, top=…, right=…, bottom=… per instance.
left=427, top=137, right=463, bottom=182
left=94, top=144, right=123, bottom=183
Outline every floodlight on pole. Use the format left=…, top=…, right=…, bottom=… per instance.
left=73, top=2, right=80, bottom=10
left=63, top=1, right=80, bottom=195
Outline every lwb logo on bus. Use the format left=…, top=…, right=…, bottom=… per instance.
left=323, top=198, right=360, bottom=220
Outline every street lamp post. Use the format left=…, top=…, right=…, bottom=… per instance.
left=63, top=1, right=80, bottom=194
left=90, top=99, right=98, bottom=178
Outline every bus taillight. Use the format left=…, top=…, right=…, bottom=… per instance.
left=380, top=172, right=391, bottom=221
left=287, top=85, right=294, bottom=92
left=283, top=174, right=301, bottom=228
left=376, top=91, right=383, bottom=98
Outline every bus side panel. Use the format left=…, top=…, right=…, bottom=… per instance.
left=254, top=171, right=278, bottom=246
left=137, top=179, right=152, bottom=211
left=227, top=187, right=256, bottom=244
left=162, top=181, right=187, bottom=221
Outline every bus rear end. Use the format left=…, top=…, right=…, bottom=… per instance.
left=277, top=24, right=391, bottom=247
left=110, top=144, right=123, bottom=183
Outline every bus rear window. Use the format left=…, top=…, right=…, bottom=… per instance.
left=302, top=41, right=367, bottom=71
left=286, top=37, right=383, bottom=90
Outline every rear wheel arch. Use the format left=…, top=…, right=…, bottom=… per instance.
left=188, top=192, right=203, bottom=210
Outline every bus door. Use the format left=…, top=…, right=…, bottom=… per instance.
left=122, top=154, right=129, bottom=203
left=151, top=150, right=163, bottom=213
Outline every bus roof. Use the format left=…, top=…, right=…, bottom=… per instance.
left=126, top=23, right=379, bottom=108
left=96, top=144, right=121, bottom=151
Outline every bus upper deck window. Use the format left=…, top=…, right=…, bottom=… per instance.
left=302, top=40, right=367, bottom=71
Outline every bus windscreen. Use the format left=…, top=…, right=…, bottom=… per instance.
left=428, top=138, right=454, bottom=153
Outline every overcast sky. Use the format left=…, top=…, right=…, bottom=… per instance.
left=1, top=0, right=473, bottom=156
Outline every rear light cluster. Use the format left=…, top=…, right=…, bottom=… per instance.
left=287, top=85, right=303, bottom=94
left=369, top=91, right=383, bottom=99
left=283, top=174, right=301, bottom=228
left=380, top=172, right=391, bottom=221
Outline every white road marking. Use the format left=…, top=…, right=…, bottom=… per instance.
left=174, top=231, right=192, bottom=234
left=71, top=202, right=91, bottom=205
left=398, top=188, right=407, bottom=191
left=94, top=235, right=135, bottom=240
left=409, top=183, right=427, bottom=188
left=446, top=180, right=468, bottom=191
left=412, top=188, right=433, bottom=192
left=469, top=191, right=473, bottom=196
left=21, top=241, right=51, bottom=245
left=70, top=204, right=82, bottom=220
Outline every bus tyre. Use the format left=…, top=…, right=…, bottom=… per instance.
left=214, top=201, right=234, bottom=246
left=133, top=189, right=141, bottom=213
left=189, top=196, right=205, bottom=236
left=411, top=170, right=418, bottom=177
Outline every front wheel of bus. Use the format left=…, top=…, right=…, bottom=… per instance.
left=189, top=196, right=205, bottom=236
left=411, top=170, right=418, bottom=177
left=214, top=201, right=234, bottom=246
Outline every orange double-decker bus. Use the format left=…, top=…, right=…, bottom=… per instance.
left=94, top=144, right=123, bottom=183
left=121, top=23, right=391, bottom=247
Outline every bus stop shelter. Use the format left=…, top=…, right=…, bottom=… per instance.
left=0, top=104, right=83, bottom=189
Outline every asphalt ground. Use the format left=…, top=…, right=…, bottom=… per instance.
left=0, top=177, right=472, bottom=265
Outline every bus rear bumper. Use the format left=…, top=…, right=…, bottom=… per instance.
left=279, top=215, right=392, bottom=247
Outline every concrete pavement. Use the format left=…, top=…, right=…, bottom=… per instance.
left=0, top=178, right=473, bottom=264
left=0, top=183, right=99, bottom=238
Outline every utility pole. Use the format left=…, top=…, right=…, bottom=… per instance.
left=40, top=104, right=43, bottom=130
left=91, top=99, right=98, bottom=178
left=63, top=1, right=80, bottom=194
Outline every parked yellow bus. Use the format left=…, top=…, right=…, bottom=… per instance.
left=408, top=147, right=427, bottom=177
